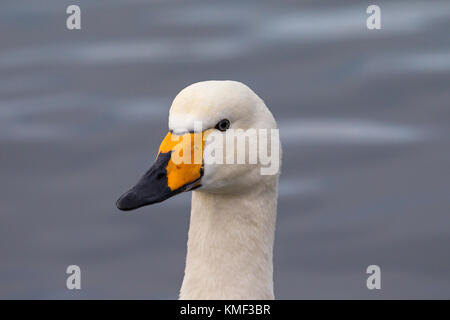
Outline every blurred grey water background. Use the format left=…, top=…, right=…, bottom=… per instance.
left=1, top=0, right=449, bottom=299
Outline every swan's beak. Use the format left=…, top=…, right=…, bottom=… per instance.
left=116, top=132, right=204, bottom=211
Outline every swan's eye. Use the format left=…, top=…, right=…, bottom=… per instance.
left=215, top=119, right=230, bottom=132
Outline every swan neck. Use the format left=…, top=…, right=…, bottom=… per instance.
left=180, top=186, right=277, bottom=300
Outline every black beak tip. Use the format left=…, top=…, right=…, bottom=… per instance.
left=116, top=191, right=141, bottom=211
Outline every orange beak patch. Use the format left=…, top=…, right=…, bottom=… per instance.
left=158, top=132, right=205, bottom=191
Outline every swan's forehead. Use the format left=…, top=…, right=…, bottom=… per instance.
left=168, top=81, right=257, bottom=132
left=169, top=103, right=225, bottom=132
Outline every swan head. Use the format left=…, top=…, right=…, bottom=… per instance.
left=116, top=80, right=280, bottom=211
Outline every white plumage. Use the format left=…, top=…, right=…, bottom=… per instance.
left=169, top=81, right=281, bottom=300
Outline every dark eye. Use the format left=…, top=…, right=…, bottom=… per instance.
left=215, top=119, right=230, bottom=132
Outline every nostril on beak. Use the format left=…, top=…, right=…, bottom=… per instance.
left=156, top=172, right=165, bottom=180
